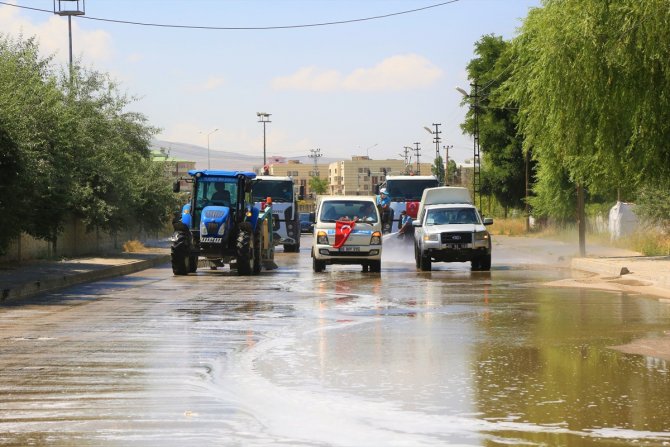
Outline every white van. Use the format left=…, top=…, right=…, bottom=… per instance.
left=311, top=196, right=383, bottom=273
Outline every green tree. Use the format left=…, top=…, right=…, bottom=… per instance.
left=461, top=34, right=529, bottom=216
left=431, top=155, right=445, bottom=185
left=506, top=0, right=670, bottom=251
left=309, top=176, right=329, bottom=196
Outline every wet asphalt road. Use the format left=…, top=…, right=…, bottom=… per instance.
left=1, top=235, right=669, bottom=446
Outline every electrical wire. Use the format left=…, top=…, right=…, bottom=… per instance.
left=0, top=1, right=460, bottom=30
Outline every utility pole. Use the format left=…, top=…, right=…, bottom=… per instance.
left=431, top=123, right=441, bottom=160
left=443, top=144, right=453, bottom=185
left=473, top=81, right=482, bottom=211
left=308, top=148, right=322, bottom=177
left=401, top=146, right=412, bottom=174
left=413, top=142, right=421, bottom=175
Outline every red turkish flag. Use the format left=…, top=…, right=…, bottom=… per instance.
left=333, top=220, right=356, bottom=249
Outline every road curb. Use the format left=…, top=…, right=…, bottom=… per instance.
left=1, top=254, right=171, bottom=304
left=571, top=258, right=631, bottom=277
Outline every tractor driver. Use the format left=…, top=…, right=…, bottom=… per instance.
left=211, top=183, right=231, bottom=206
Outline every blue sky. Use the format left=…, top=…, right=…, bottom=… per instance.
left=2, top=0, right=540, bottom=165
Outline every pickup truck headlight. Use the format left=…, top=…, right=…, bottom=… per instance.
left=370, top=231, right=381, bottom=245
left=316, top=231, right=329, bottom=245
left=475, top=230, right=490, bottom=241
left=423, top=233, right=439, bottom=242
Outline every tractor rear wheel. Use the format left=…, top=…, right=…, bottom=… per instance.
left=236, top=225, right=254, bottom=276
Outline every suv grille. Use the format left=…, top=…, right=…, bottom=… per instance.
left=441, top=232, right=472, bottom=243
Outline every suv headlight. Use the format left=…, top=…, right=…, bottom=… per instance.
left=475, top=230, right=490, bottom=241
left=370, top=231, right=381, bottom=245
left=423, top=233, right=439, bottom=242
left=316, top=231, right=329, bottom=245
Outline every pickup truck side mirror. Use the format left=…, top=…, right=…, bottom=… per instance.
left=411, top=220, right=421, bottom=227
left=483, top=217, right=494, bottom=226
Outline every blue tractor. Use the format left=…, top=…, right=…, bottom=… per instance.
left=171, top=170, right=277, bottom=276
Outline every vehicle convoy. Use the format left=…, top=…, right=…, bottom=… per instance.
left=311, top=196, right=383, bottom=273
left=413, top=186, right=493, bottom=271
left=251, top=176, right=301, bottom=252
left=171, top=170, right=277, bottom=276
left=377, top=175, right=439, bottom=233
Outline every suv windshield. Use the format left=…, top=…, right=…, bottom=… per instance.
left=252, top=180, right=293, bottom=203
left=425, top=207, right=479, bottom=225
left=320, top=200, right=378, bottom=223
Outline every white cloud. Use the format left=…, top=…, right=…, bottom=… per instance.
left=272, top=66, right=342, bottom=92
left=272, top=54, right=442, bottom=92
left=186, top=76, right=226, bottom=93
left=0, top=3, right=113, bottom=64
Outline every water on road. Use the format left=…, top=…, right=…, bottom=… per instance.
left=1, top=236, right=669, bottom=446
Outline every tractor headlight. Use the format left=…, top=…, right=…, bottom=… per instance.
left=200, top=220, right=207, bottom=235
left=218, top=223, right=226, bottom=236
left=370, top=231, right=381, bottom=245
left=423, top=233, right=439, bottom=242
left=475, top=231, right=490, bottom=241
left=317, top=231, right=329, bottom=245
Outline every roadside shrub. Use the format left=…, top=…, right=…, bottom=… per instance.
left=122, top=240, right=145, bottom=253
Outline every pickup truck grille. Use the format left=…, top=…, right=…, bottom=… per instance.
left=441, top=232, right=472, bottom=243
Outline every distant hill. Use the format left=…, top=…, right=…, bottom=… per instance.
left=151, top=139, right=339, bottom=171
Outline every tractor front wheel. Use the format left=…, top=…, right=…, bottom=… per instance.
left=171, top=231, right=191, bottom=276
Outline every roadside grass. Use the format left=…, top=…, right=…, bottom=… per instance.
left=122, top=240, right=146, bottom=252
left=615, top=230, right=670, bottom=256
left=490, top=218, right=670, bottom=256
left=488, top=217, right=527, bottom=236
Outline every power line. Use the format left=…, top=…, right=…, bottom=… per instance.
left=0, top=1, right=460, bottom=30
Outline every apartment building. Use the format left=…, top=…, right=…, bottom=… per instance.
left=328, top=156, right=434, bottom=196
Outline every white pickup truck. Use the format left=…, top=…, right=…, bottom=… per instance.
left=413, top=187, right=493, bottom=271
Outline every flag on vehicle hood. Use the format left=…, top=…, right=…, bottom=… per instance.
left=333, top=219, right=357, bottom=249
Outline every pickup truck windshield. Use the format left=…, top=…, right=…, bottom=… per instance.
left=320, top=200, right=378, bottom=223
left=426, top=208, right=479, bottom=225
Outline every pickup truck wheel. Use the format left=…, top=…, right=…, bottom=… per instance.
left=313, top=258, right=326, bottom=273
left=419, top=252, right=432, bottom=271
left=171, top=232, right=190, bottom=276
left=369, top=260, right=381, bottom=273
left=236, top=227, right=253, bottom=276
left=479, top=254, right=491, bottom=271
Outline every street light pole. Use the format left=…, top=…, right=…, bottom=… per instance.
left=53, top=0, right=85, bottom=76
left=257, top=112, right=272, bottom=167
left=200, top=128, right=219, bottom=170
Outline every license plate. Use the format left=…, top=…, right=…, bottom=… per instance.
left=341, top=246, right=360, bottom=252
left=201, top=237, right=222, bottom=243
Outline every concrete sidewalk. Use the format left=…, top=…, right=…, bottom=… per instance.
left=0, top=249, right=170, bottom=304
left=570, top=255, right=670, bottom=299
